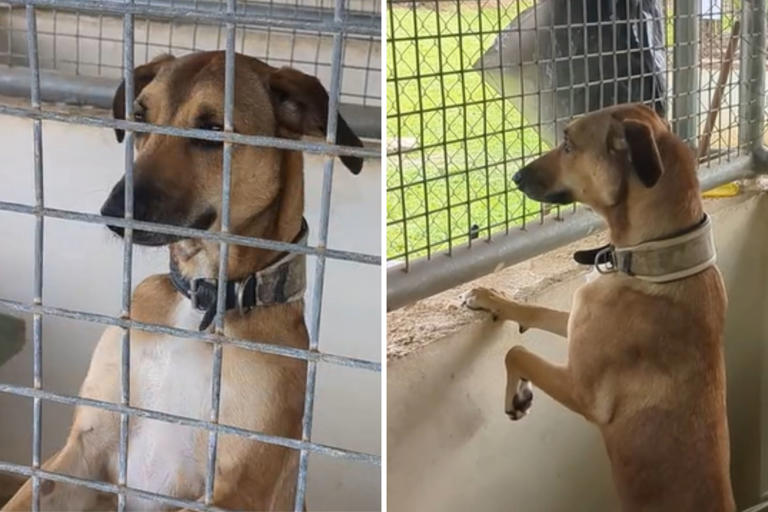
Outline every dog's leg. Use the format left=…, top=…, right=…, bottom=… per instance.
left=462, top=287, right=569, bottom=337
left=503, top=346, right=583, bottom=421
left=2, top=328, right=123, bottom=512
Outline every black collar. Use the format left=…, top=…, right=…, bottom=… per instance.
left=169, top=219, right=308, bottom=331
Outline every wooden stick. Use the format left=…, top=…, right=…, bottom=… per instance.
left=698, top=19, right=741, bottom=160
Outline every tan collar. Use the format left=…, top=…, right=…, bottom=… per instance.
left=573, top=215, right=716, bottom=283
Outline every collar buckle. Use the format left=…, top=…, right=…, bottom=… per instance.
left=189, top=278, right=199, bottom=309
left=594, top=246, right=618, bottom=274
left=189, top=277, right=216, bottom=311
left=236, top=274, right=256, bottom=315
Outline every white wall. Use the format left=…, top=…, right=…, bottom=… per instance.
left=0, top=112, right=381, bottom=510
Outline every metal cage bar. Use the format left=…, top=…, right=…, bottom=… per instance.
left=116, top=3, right=135, bottom=510
left=0, top=297, right=380, bottom=371
left=0, top=199, right=379, bottom=265
left=295, top=0, right=348, bottom=507
left=204, top=0, right=236, bottom=503
left=3, top=0, right=379, bottom=36
left=0, top=103, right=377, bottom=160
left=0, top=0, right=381, bottom=509
left=672, top=0, right=699, bottom=144
left=387, top=0, right=765, bottom=310
left=24, top=5, right=42, bottom=511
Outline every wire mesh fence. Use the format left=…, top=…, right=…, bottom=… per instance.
left=0, top=1, right=381, bottom=511
left=386, top=0, right=754, bottom=274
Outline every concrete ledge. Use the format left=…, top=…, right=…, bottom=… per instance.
left=387, top=191, right=767, bottom=359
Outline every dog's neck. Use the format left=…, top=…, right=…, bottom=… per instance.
left=171, top=151, right=304, bottom=281
left=602, top=137, right=704, bottom=247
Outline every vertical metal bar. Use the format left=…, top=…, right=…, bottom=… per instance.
left=582, top=0, right=590, bottom=115
left=456, top=1, right=472, bottom=247
left=518, top=0, right=528, bottom=227
left=742, top=0, right=765, bottom=154
left=625, top=0, right=631, bottom=113
left=596, top=0, right=605, bottom=109
left=673, top=0, right=699, bottom=145
left=611, top=0, right=619, bottom=114
left=410, top=0, right=430, bottom=257
left=294, top=0, right=345, bottom=508
left=435, top=1, right=452, bottom=252
left=6, top=4, right=12, bottom=65
left=388, top=4, right=409, bottom=265
left=97, top=14, right=104, bottom=75
left=74, top=10, right=81, bottom=75
left=491, top=0, right=507, bottom=236
left=738, top=0, right=752, bottom=151
left=51, top=9, right=57, bottom=71
left=117, top=5, right=135, bottom=511
left=477, top=0, right=490, bottom=242
left=25, top=6, right=43, bottom=511
left=205, top=0, right=236, bottom=504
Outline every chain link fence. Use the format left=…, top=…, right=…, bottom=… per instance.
left=387, top=0, right=763, bottom=309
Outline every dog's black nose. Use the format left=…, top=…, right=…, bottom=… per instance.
left=512, top=168, right=526, bottom=186
left=100, top=179, right=125, bottom=219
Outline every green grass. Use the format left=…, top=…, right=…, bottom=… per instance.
left=386, top=3, right=738, bottom=261
left=386, top=4, right=543, bottom=261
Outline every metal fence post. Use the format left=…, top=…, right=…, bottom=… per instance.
left=294, top=0, right=347, bottom=507
left=673, top=0, right=699, bottom=146
left=742, top=0, right=768, bottom=169
left=117, top=5, right=135, bottom=510
left=24, top=5, right=43, bottom=511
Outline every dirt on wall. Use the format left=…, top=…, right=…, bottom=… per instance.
left=387, top=227, right=609, bottom=359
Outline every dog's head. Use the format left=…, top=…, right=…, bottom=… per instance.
left=513, top=103, right=671, bottom=211
left=100, top=51, right=363, bottom=245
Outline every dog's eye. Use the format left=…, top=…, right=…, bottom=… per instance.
left=562, top=139, right=571, bottom=154
left=192, top=123, right=224, bottom=149
left=133, top=110, right=145, bottom=122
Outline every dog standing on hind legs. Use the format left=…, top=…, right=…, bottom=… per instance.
left=2, top=50, right=364, bottom=511
left=463, top=104, right=735, bottom=511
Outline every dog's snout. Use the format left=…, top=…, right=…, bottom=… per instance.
left=101, top=178, right=158, bottom=221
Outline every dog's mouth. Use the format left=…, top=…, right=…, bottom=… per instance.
left=518, top=183, right=574, bottom=205
left=104, top=208, right=217, bottom=246
left=540, top=190, right=574, bottom=205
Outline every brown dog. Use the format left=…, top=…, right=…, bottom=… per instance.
left=463, top=104, right=734, bottom=511
left=3, top=50, right=363, bottom=511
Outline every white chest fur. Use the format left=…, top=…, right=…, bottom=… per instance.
left=125, top=299, right=212, bottom=509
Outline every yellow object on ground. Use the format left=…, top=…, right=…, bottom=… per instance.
left=703, top=182, right=741, bottom=198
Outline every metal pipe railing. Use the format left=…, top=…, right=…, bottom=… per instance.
left=0, top=66, right=382, bottom=139
left=2, top=0, right=380, bottom=36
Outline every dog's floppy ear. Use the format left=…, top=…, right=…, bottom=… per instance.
left=112, top=54, right=175, bottom=143
left=268, top=67, right=364, bottom=174
left=609, top=117, right=664, bottom=188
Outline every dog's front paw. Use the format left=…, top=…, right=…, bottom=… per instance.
left=506, top=379, right=533, bottom=421
left=461, top=287, right=499, bottom=313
